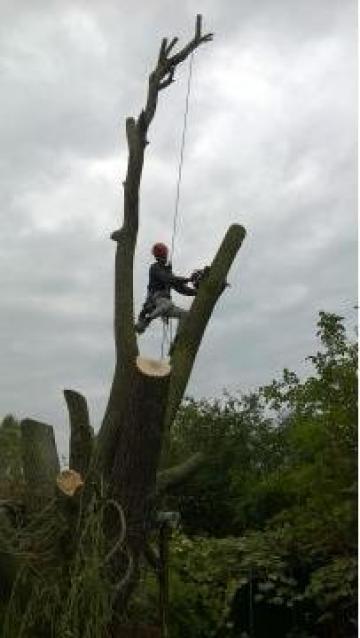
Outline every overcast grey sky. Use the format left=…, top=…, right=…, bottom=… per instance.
left=0, top=0, right=357, bottom=457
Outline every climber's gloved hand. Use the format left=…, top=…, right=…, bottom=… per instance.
left=190, top=266, right=211, bottom=289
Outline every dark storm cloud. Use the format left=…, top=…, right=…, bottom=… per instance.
left=0, top=0, right=356, bottom=456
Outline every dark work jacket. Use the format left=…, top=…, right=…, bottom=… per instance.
left=147, top=261, right=196, bottom=299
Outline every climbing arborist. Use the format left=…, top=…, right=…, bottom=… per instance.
left=135, top=242, right=203, bottom=335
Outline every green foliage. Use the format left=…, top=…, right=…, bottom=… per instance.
left=162, top=311, right=357, bottom=637
left=168, top=533, right=244, bottom=638
left=1, top=490, right=128, bottom=638
left=305, top=557, right=357, bottom=618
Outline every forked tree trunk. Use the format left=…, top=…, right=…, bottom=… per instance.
left=16, top=15, right=246, bottom=623
left=92, top=19, right=245, bottom=608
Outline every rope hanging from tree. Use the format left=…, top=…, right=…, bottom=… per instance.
left=170, top=50, right=195, bottom=264
left=162, top=51, right=195, bottom=356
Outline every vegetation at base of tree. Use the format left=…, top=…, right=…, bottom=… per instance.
left=130, top=311, right=357, bottom=637
left=0, top=311, right=357, bottom=637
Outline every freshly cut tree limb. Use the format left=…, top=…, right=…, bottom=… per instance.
left=156, top=452, right=205, bottom=495
left=64, top=389, right=93, bottom=476
left=20, top=419, right=60, bottom=514
left=56, top=469, right=84, bottom=497
left=165, top=223, right=246, bottom=431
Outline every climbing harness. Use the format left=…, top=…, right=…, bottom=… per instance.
left=161, top=318, right=171, bottom=359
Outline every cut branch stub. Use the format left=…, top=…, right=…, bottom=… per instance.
left=20, top=418, right=60, bottom=514
left=64, top=389, right=93, bottom=477
left=56, top=469, right=84, bottom=498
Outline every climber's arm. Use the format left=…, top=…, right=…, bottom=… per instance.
left=172, top=281, right=197, bottom=296
left=153, top=263, right=190, bottom=287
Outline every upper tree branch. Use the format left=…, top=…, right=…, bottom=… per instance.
left=141, top=14, right=213, bottom=132
left=164, top=224, right=246, bottom=432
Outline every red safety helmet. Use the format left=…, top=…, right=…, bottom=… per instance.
left=152, top=242, right=168, bottom=259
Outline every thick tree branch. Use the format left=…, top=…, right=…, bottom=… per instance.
left=156, top=452, right=205, bottom=495
left=164, top=224, right=246, bottom=431
left=64, top=389, right=93, bottom=477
